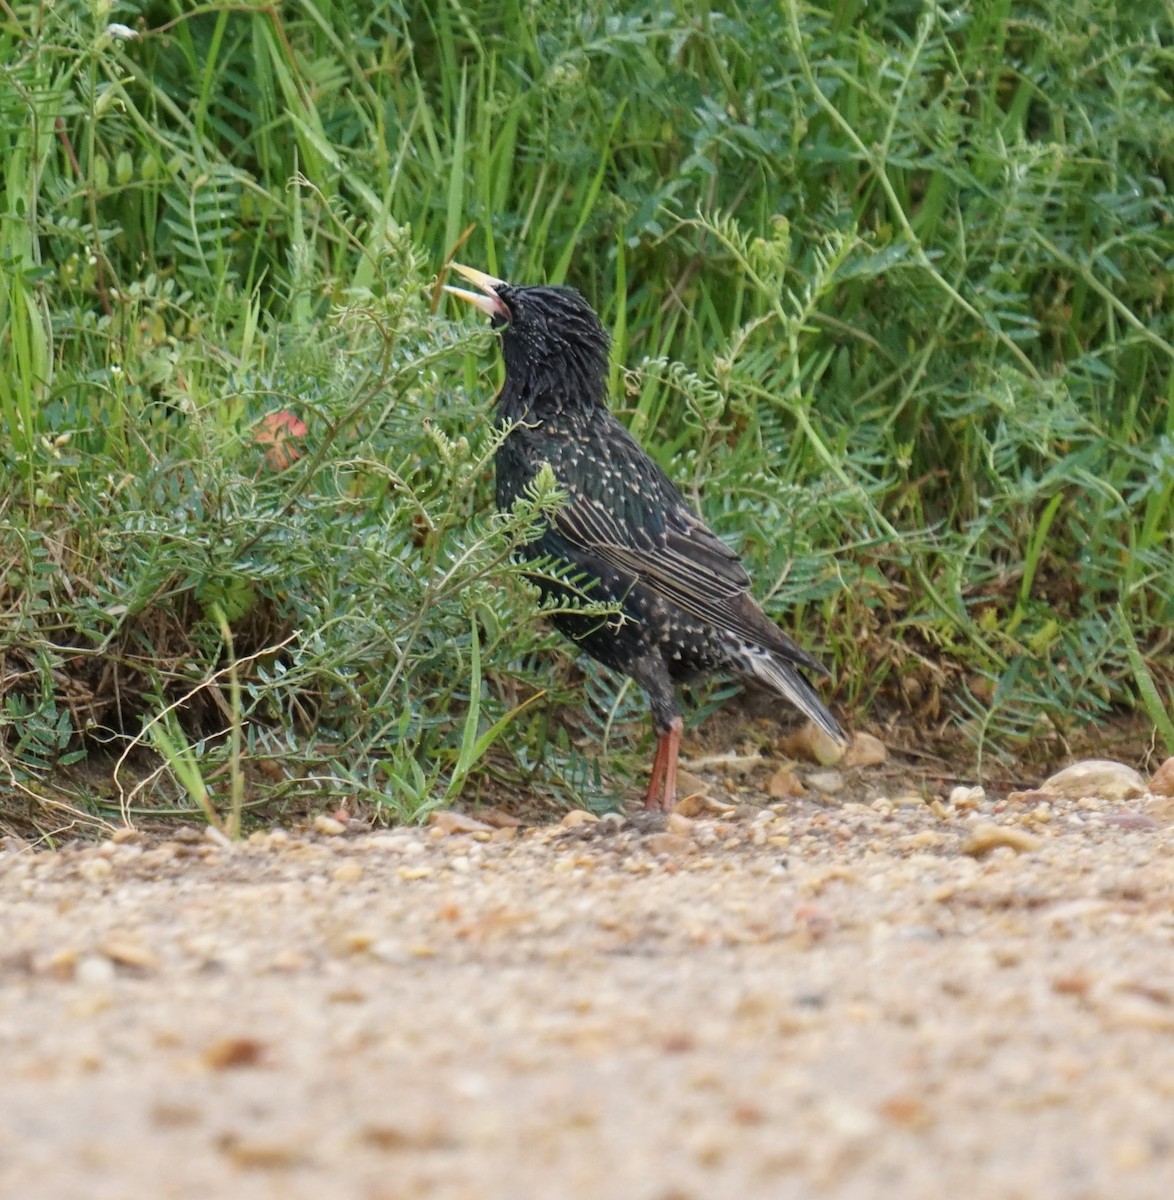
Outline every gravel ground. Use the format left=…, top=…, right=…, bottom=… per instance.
left=2, top=777, right=1173, bottom=1200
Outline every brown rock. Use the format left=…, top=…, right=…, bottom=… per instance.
left=560, top=810, right=599, bottom=828
left=1052, top=972, right=1093, bottom=996
left=646, top=833, right=695, bottom=857
left=877, top=1093, right=934, bottom=1130
left=675, top=768, right=710, bottom=800
left=477, top=808, right=525, bottom=828
left=428, top=811, right=494, bottom=835
left=218, top=1134, right=304, bottom=1169
left=359, top=1121, right=452, bottom=1152
left=333, top=926, right=374, bottom=955
left=673, top=793, right=734, bottom=818
left=1007, top=789, right=1059, bottom=805
left=841, top=732, right=887, bottom=768
left=766, top=767, right=804, bottom=799
left=202, top=1037, right=266, bottom=1071
left=1149, top=757, right=1174, bottom=798
left=41, top=947, right=80, bottom=981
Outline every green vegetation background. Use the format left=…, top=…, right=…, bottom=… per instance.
left=1, top=0, right=1171, bottom=829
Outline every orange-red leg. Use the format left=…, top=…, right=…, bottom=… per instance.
left=643, top=716, right=683, bottom=812
left=643, top=733, right=667, bottom=809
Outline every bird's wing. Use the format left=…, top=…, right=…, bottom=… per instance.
left=552, top=491, right=826, bottom=675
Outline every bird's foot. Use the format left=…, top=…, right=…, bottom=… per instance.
left=642, top=717, right=683, bottom=812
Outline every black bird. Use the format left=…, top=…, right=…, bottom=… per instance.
left=444, top=263, right=845, bottom=810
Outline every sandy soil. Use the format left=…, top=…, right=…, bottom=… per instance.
left=2, top=781, right=1173, bottom=1200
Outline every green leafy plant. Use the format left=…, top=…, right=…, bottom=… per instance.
left=1, top=1, right=1170, bottom=831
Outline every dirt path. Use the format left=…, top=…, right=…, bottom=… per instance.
left=2, top=788, right=1173, bottom=1200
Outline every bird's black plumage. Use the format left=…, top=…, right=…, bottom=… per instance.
left=445, top=264, right=845, bottom=809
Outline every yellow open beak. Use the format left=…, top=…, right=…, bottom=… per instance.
left=443, top=263, right=510, bottom=321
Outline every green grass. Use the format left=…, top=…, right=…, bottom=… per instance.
left=1, top=0, right=1171, bottom=831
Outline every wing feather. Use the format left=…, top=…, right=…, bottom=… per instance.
left=552, top=491, right=826, bottom=675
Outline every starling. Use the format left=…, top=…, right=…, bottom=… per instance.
left=444, top=263, right=845, bottom=810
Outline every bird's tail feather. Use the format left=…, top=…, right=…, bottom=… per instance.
left=744, top=649, right=846, bottom=746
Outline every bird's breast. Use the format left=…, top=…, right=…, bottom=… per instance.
left=494, top=415, right=586, bottom=507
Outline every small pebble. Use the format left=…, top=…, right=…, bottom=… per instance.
left=666, top=813, right=695, bottom=838
left=646, top=833, right=695, bottom=857
left=892, top=792, right=925, bottom=808
left=269, top=949, right=306, bottom=972
left=218, top=1135, right=303, bottom=1169
left=807, top=771, right=845, bottom=796
left=75, top=955, right=116, bottom=986
left=99, top=934, right=160, bottom=972
left=369, top=940, right=406, bottom=964
left=949, top=785, right=985, bottom=809
left=77, top=858, right=113, bottom=883
left=961, top=824, right=1041, bottom=858
left=202, top=1037, right=266, bottom=1071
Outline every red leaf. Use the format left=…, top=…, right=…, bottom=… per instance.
left=255, top=409, right=307, bottom=471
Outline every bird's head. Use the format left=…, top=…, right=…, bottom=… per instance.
left=444, top=263, right=610, bottom=412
